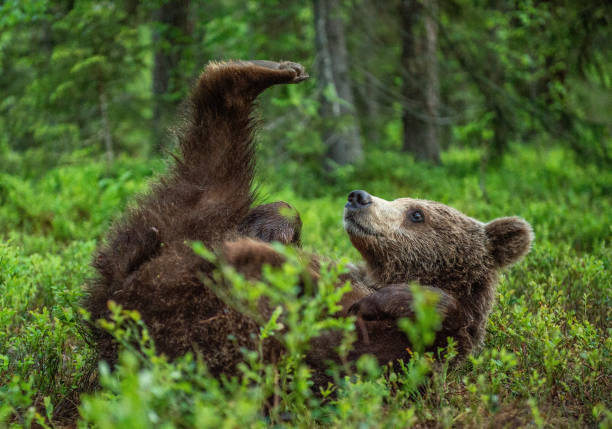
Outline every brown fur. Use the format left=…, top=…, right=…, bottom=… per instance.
left=335, top=194, right=533, bottom=362
left=84, top=60, right=533, bottom=383
left=85, top=60, right=308, bottom=375
left=238, top=201, right=302, bottom=246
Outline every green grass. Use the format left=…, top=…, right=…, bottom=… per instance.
left=0, top=144, right=610, bottom=428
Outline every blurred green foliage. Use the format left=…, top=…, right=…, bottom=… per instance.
left=0, top=0, right=610, bottom=171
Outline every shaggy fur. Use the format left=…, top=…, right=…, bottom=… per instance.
left=85, top=60, right=533, bottom=381
left=85, top=60, right=309, bottom=375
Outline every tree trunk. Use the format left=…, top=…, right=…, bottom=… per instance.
left=98, top=84, right=114, bottom=163
left=400, top=0, right=440, bottom=163
left=152, top=0, right=191, bottom=152
left=313, top=0, right=363, bottom=167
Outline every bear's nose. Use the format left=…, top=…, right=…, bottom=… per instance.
left=347, top=190, right=372, bottom=209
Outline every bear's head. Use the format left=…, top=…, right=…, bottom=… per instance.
left=343, top=190, right=533, bottom=296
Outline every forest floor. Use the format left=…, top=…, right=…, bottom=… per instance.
left=0, top=145, right=610, bottom=428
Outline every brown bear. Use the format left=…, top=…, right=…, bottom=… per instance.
left=84, top=60, right=533, bottom=381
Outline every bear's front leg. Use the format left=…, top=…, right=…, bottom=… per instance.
left=348, top=284, right=458, bottom=321
left=348, top=284, right=473, bottom=358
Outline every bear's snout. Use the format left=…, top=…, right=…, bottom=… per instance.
left=346, top=190, right=372, bottom=210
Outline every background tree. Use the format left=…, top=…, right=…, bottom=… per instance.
left=399, top=0, right=441, bottom=163
left=313, top=0, right=363, bottom=167
left=0, top=0, right=148, bottom=168
left=0, top=0, right=609, bottom=172
left=151, top=0, right=193, bottom=152
left=437, top=0, right=611, bottom=164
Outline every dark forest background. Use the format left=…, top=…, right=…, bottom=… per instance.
left=1, top=0, right=610, bottom=179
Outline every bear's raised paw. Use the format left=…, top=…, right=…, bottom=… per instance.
left=248, top=60, right=309, bottom=83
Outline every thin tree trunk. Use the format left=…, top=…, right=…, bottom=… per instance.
left=313, top=0, right=363, bottom=167
left=424, top=0, right=440, bottom=159
left=400, top=0, right=440, bottom=163
left=152, top=0, right=191, bottom=152
left=98, top=85, right=114, bottom=163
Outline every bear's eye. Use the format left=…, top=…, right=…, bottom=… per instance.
left=409, top=210, right=424, bottom=223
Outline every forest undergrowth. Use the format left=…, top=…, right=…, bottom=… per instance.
left=0, top=145, right=610, bottom=428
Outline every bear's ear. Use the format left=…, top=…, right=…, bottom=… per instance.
left=485, top=217, right=533, bottom=268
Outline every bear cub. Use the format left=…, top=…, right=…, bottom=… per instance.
left=84, top=59, right=533, bottom=381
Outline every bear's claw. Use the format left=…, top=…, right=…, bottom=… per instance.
left=278, top=61, right=309, bottom=83
left=247, top=60, right=309, bottom=84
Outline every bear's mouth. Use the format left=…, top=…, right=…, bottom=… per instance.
left=343, top=216, right=381, bottom=237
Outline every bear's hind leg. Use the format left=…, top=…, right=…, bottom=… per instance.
left=168, top=60, right=309, bottom=239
